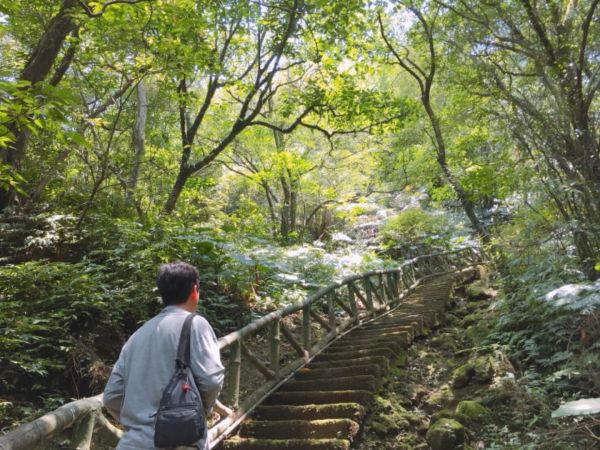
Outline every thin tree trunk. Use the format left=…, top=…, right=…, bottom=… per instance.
left=125, top=82, right=147, bottom=203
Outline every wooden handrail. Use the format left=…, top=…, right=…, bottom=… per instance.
left=0, top=247, right=485, bottom=450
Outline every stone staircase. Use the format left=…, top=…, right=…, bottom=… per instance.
left=221, top=273, right=467, bottom=450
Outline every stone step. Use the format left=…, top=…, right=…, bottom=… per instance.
left=330, top=333, right=412, bottom=349
left=323, top=341, right=405, bottom=355
left=239, top=418, right=360, bottom=439
left=222, top=437, right=351, bottom=450
left=311, top=347, right=395, bottom=362
left=306, top=355, right=389, bottom=371
left=280, top=375, right=378, bottom=393
left=294, top=365, right=381, bottom=381
left=254, top=403, right=366, bottom=421
left=348, top=329, right=415, bottom=341
left=264, top=390, right=373, bottom=406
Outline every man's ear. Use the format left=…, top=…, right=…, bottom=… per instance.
left=190, top=283, right=199, bottom=302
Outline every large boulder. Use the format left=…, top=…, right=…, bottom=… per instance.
left=426, top=418, right=466, bottom=450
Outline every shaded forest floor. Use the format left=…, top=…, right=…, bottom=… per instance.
left=355, top=282, right=600, bottom=449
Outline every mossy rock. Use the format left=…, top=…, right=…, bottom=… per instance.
left=462, top=311, right=484, bottom=326
left=481, top=377, right=518, bottom=405
left=367, top=395, right=415, bottom=436
left=425, top=384, right=455, bottom=408
left=452, top=357, right=494, bottom=389
left=430, top=333, right=458, bottom=352
left=425, top=418, right=466, bottom=450
left=430, top=408, right=453, bottom=423
left=464, top=325, right=487, bottom=343
left=454, top=400, right=490, bottom=425
left=465, top=283, right=495, bottom=300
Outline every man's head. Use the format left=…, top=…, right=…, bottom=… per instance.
left=156, top=261, right=200, bottom=306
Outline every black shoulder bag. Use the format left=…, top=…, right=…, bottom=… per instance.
left=154, top=313, right=206, bottom=448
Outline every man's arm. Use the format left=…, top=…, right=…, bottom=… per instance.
left=103, top=348, right=127, bottom=421
left=191, top=316, right=225, bottom=412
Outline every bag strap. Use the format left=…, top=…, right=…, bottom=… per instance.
left=176, top=313, right=196, bottom=369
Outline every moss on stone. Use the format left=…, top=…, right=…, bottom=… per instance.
left=465, top=282, right=495, bottom=300
left=430, top=408, right=453, bottom=423
left=425, top=418, right=465, bottom=450
left=424, top=384, right=455, bottom=408
left=430, top=332, right=458, bottom=352
left=452, top=357, right=494, bottom=389
left=454, top=400, right=490, bottom=425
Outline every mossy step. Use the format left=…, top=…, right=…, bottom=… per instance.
left=388, top=309, right=445, bottom=324
left=367, top=314, right=428, bottom=329
left=311, top=347, right=395, bottom=362
left=281, top=375, right=378, bottom=393
left=254, top=403, right=366, bottom=421
left=295, top=364, right=381, bottom=381
left=265, top=390, right=373, bottom=406
left=239, top=418, right=360, bottom=439
left=323, top=341, right=405, bottom=355
left=357, top=322, right=419, bottom=335
left=340, top=325, right=415, bottom=342
left=349, top=329, right=415, bottom=340
left=222, top=437, right=351, bottom=450
left=307, top=355, right=389, bottom=371
left=332, top=333, right=412, bottom=348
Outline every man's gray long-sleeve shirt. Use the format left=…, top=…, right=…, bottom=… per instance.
left=103, top=306, right=224, bottom=450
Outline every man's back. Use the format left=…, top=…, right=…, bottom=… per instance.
left=104, top=307, right=224, bottom=450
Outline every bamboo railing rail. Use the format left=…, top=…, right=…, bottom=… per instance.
left=0, top=247, right=485, bottom=450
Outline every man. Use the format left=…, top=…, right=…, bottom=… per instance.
left=104, top=261, right=224, bottom=450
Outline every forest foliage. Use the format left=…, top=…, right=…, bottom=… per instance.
left=0, top=0, right=599, bottom=441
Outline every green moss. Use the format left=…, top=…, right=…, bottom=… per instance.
left=430, top=332, right=458, bottom=352
left=464, top=325, right=487, bottom=343
left=452, top=357, right=494, bottom=388
left=454, top=400, right=489, bottom=425
left=425, top=418, right=465, bottom=450
left=465, top=282, right=494, bottom=300
left=425, top=384, right=455, bottom=408
left=430, top=408, right=453, bottom=423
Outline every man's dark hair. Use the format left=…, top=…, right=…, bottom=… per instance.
left=157, top=262, right=200, bottom=306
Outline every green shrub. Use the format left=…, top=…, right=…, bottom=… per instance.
left=381, top=208, right=448, bottom=246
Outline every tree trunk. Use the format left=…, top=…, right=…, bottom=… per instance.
left=162, top=168, right=191, bottom=215
left=125, top=82, right=147, bottom=203
left=280, top=175, right=291, bottom=242
left=423, top=99, right=491, bottom=243
left=0, top=0, right=79, bottom=211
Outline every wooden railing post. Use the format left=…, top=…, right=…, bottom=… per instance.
left=226, top=340, right=242, bottom=408
left=348, top=283, right=358, bottom=324
left=269, top=319, right=280, bottom=378
left=302, top=305, right=311, bottom=355
left=386, top=273, right=395, bottom=302
left=71, top=410, right=96, bottom=450
left=393, top=272, right=400, bottom=298
left=328, top=292, right=337, bottom=336
left=378, top=273, right=386, bottom=304
left=362, top=277, right=374, bottom=316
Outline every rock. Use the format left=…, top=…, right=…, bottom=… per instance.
left=430, top=409, right=453, bottom=423
left=425, top=418, right=466, bottom=450
left=465, top=325, right=487, bottom=343
left=430, top=333, right=458, bottom=353
left=452, top=357, right=494, bottom=389
left=465, top=282, right=496, bottom=300
left=425, top=384, right=455, bottom=408
left=454, top=400, right=490, bottom=425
